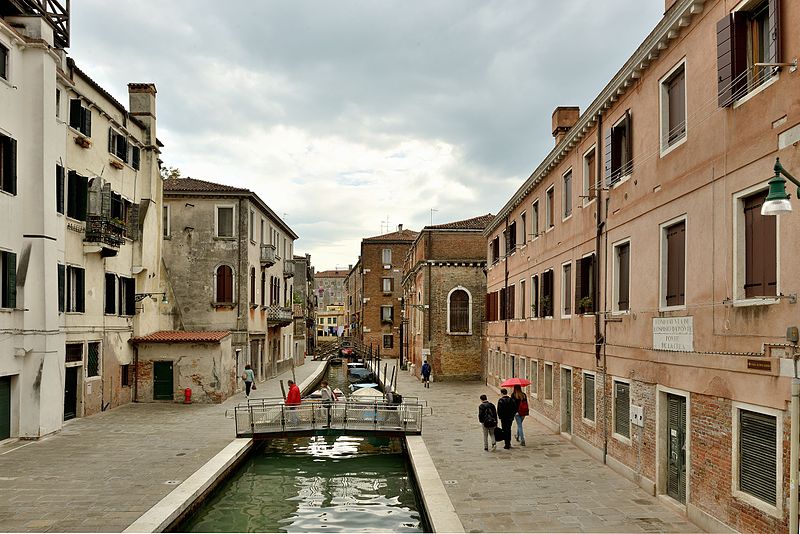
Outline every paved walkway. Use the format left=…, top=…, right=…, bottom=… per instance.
left=0, top=359, right=323, bottom=533
left=391, top=365, right=700, bottom=533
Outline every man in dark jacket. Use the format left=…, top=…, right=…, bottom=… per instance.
left=496, top=388, right=518, bottom=449
left=478, top=394, right=498, bottom=451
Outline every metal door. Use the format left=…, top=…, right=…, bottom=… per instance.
left=63, top=367, right=78, bottom=421
left=562, top=368, right=572, bottom=433
left=153, top=361, right=174, bottom=400
left=0, top=376, right=10, bottom=440
left=667, top=393, right=686, bottom=503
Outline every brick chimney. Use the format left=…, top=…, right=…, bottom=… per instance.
left=552, top=106, right=580, bottom=145
left=128, top=83, right=157, bottom=145
left=397, top=224, right=403, bottom=231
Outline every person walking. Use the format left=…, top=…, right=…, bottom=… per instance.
left=496, top=388, right=517, bottom=449
left=285, top=379, right=301, bottom=425
left=242, top=364, right=255, bottom=398
left=478, top=394, right=498, bottom=451
left=319, top=380, right=336, bottom=427
left=511, top=384, right=529, bottom=446
left=421, top=361, right=431, bottom=388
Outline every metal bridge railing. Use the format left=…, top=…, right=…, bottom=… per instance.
left=233, top=399, right=424, bottom=437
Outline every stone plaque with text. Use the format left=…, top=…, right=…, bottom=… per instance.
left=653, top=317, right=693, bottom=352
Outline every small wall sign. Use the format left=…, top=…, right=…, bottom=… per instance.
left=653, top=317, right=693, bottom=352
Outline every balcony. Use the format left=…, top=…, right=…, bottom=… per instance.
left=266, top=305, right=293, bottom=327
left=84, top=216, right=125, bottom=257
left=283, top=260, right=295, bottom=278
left=260, top=244, right=276, bottom=267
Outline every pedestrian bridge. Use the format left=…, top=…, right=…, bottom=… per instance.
left=231, top=398, right=426, bottom=438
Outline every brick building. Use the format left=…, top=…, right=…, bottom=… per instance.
left=484, top=0, right=799, bottom=532
left=352, top=226, right=417, bottom=357
left=402, top=215, right=494, bottom=381
left=344, top=259, right=361, bottom=338
left=314, top=268, right=348, bottom=308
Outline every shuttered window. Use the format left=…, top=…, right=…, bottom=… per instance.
left=216, top=206, right=234, bottom=238
left=531, top=275, right=539, bottom=318
left=562, top=264, right=572, bottom=316
left=508, top=221, right=517, bottom=253
left=0, top=251, right=16, bottom=309
left=490, top=237, right=500, bottom=263
left=616, top=243, right=630, bottom=311
left=563, top=170, right=572, bottom=218
left=529, top=360, right=538, bottom=395
left=383, top=334, right=393, bottom=349
left=614, top=381, right=630, bottom=438
left=531, top=202, right=539, bottom=237
left=121, top=364, right=132, bottom=387
left=67, top=171, right=88, bottom=221
left=507, top=284, right=515, bottom=320
left=544, top=363, right=553, bottom=400
left=0, top=134, right=17, bottom=196
left=743, top=192, right=776, bottom=298
left=66, top=266, right=85, bottom=313
left=69, top=99, right=92, bottom=137
left=118, top=277, right=135, bottom=316
left=583, top=373, right=595, bottom=421
left=546, top=187, right=554, bottom=228
left=605, top=111, right=633, bottom=186
left=57, top=264, right=65, bottom=313
left=541, top=270, right=554, bottom=317
left=664, top=65, right=686, bottom=146
left=583, top=148, right=596, bottom=201
left=56, top=165, right=65, bottom=213
left=104, top=273, right=116, bottom=314
left=575, top=255, right=596, bottom=314
left=519, top=280, right=526, bottom=319
left=449, top=289, right=469, bottom=333
left=0, top=43, right=7, bottom=80
left=520, top=213, right=526, bottom=245
left=499, top=287, right=507, bottom=320
left=382, top=277, right=393, bottom=293
left=260, top=271, right=266, bottom=306
left=381, top=305, right=394, bottom=323
left=216, top=265, right=234, bottom=303
left=738, top=409, right=777, bottom=506
left=485, top=291, right=499, bottom=322
left=250, top=267, right=256, bottom=304
left=665, top=221, right=686, bottom=307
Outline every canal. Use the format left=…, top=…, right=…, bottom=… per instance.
left=180, top=363, right=427, bottom=533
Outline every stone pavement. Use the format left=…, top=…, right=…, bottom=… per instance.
left=392, top=365, right=701, bottom=533
left=0, top=359, right=323, bottom=533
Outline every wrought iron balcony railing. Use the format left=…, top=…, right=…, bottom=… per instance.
left=84, top=215, right=125, bottom=252
left=266, top=305, right=293, bottom=326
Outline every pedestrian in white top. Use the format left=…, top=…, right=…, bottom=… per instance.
left=320, top=380, right=336, bottom=427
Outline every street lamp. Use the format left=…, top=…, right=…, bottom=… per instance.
left=134, top=292, right=168, bottom=304
left=761, top=158, right=800, bottom=216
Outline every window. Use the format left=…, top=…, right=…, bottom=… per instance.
left=383, top=334, right=394, bottom=349
left=561, top=263, right=572, bottom=317
left=583, top=147, right=596, bottom=203
left=69, top=99, right=92, bottom=137
left=546, top=187, right=555, bottom=228
left=519, top=280, right=526, bottom=320
left=57, top=264, right=65, bottom=313
left=531, top=201, right=539, bottom=238
left=448, top=287, right=470, bottom=334
left=530, top=275, right=539, bottom=318
left=260, top=219, right=266, bottom=244
left=742, top=191, right=776, bottom=298
left=717, top=0, right=780, bottom=107
left=65, top=343, right=82, bottom=363
left=118, top=277, right=135, bottom=316
left=55, top=88, right=61, bottom=118
left=0, top=134, right=17, bottom=196
left=490, top=236, right=500, bottom=264
left=163, top=205, right=170, bottom=237
left=661, top=62, right=687, bottom=151
left=735, top=406, right=779, bottom=507
left=506, top=284, right=515, bottom=320
left=614, top=241, right=631, bottom=312
left=0, top=43, right=7, bottom=80
left=260, top=270, right=266, bottom=306
left=66, top=265, right=85, bottom=313
left=575, top=254, right=596, bottom=314
left=662, top=219, right=686, bottom=308
left=250, top=267, right=256, bottom=304
left=56, top=165, right=65, bottom=214
left=529, top=360, right=538, bottom=397
left=613, top=380, right=630, bottom=439
left=249, top=210, right=255, bottom=242
left=544, top=363, right=553, bottom=401
left=66, top=171, right=88, bottom=221
left=87, top=342, right=100, bottom=378
left=108, top=128, right=128, bottom=163
left=130, top=145, right=140, bottom=170
left=216, top=206, right=234, bottom=238
left=381, top=305, right=394, bottom=323
left=583, top=373, right=595, bottom=422
left=104, top=273, right=116, bottom=314
left=563, top=170, right=573, bottom=219
left=540, top=270, right=553, bottom=317
left=485, top=291, right=499, bottom=322
left=382, top=277, right=393, bottom=293
left=520, top=212, right=526, bottom=245
left=605, top=111, right=633, bottom=186
left=215, top=265, right=234, bottom=303
left=507, top=221, right=517, bottom=254
left=121, top=364, right=131, bottom=387
left=382, top=248, right=392, bottom=265
left=0, top=251, right=17, bottom=309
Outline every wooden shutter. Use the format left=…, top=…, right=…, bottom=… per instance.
left=584, top=374, right=595, bottom=421
left=56, top=165, right=65, bottom=214
left=127, top=202, right=139, bottom=241
left=70, top=99, right=82, bottom=129
left=624, top=111, right=633, bottom=176
left=83, top=107, right=91, bottom=137
left=76, top=268, right=85, bottom=313
left=508, top=284, right=515, bottom=319
left=614, top=382, right=630, bottom=438
left=768, top=0, right=781, bottom=65
left=604, top=128, right=613, bottom=186
left=1, top=137, right=16, bottom=195
left=563, top=265, right=571, bottom=315
left=739, top=410, right=777, bottom=505
left=125, top=278, right=135, bottom=315
left=250, top=268, right=256, bottom=303
left=217, top=266, right=233, bottom=303
left=77, top=174, right=88, bottom=221
left=3, top=252, right=16, bottom=308
left=108, top=128, right=115, bottom=153
left=618, top=244, right=630, bottom=311
left=666, top=222, right=686, bottom=306
left=717, top=14, right=747, bottom=107
left=104, top=273, right=116, bottom=314
left=744, top=193, right=777, bottom=297
left=131, top=146, right=141, bottom=170
left=450, top=289, right=469, bottom=332
left=667, top=70, right=686, bottom=143
left=57, top=264, right=65, bottom=313
left=532, top=275, right=539, bottom=318
left=574, top=260, right=583, bottom=313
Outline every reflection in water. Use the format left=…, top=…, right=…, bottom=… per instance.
left=182, top=436, right=423, bottom=533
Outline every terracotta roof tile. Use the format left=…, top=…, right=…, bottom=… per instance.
left=130, top=331, right=230, bottom=344
left=163, top=177, right=249, bottom=193
left=363, top=229, right=419, bottom=242
left=426, top=214, right=495, bottom=230
left=315, top=270, right=348, bottom=278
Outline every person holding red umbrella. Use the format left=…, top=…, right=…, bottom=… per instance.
left=511, top=385, right=529, bottom=446
left=496, top=388, right=517, bottom=449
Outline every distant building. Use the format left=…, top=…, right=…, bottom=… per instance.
left=316, top=305, right=345, bottom=340
left=344, top=259, right=362, bottom=338
left=292, top=254, right=316, bottom=357
left=315, top=268, right=348, bottom=308
left=402, top=214, right=494, bottom=381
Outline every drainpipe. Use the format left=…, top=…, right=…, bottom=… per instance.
left=791, top=374, right=799, bottom=534
left=426, top=233, right=432, bottom=368
left=594, top=112, right=608, bottom=463
left=133, top=346, right=139, bottom=402
left=237, top=197, right=245, bottom=365
left=503, top=216, right=509, bottom=343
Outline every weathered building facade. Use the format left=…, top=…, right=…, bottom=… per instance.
left=343, top=259, right=361, bottom=339
left=484, top=0, right=799, bottom=531
left=403, top=215, right=493, bottom=381
left=292, top=253, right=315, bottom=358
left=315, top=268, right=347, bottom=308
left=162, top=178, right=300, bottom=387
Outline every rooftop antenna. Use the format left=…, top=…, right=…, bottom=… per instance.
left=381, top=215, right=391, bottom=234
left=430, top=208, right=438, bottom=225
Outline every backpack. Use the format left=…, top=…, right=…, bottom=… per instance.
left=241, top=371, right=248, bottom=381
left=517, top=399, right=529, bottom=417
left=482, top=404, right=497, bottom=428
left=392, top=393, right=403, bottom=405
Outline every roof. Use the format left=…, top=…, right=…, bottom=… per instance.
left=162, top=177, right=299, bottom=239
left=363, top=229, right=419, bottom=242
left=425, top=214, right=495, bottom=231
left=315, top=269, right=348, bottom=278
left=130, top=331, right=230, bottom=344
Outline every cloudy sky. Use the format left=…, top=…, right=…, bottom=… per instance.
left=70, top=1, right=663, bottom=270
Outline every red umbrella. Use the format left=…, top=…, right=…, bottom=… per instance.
left=500, top=377, right=531, bottom=388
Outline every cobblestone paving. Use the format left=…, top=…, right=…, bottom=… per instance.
left=0, top=360, right=323, bottom=533
left=393, top=368, right=702, bottom=533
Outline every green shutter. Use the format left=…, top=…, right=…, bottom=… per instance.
left=125, top=278, right=136, bottom=315
left=614, top=382, right=630, bottom=438
left=739, top=410, right=777, bottom=505
left=76, top=268, right=85, bottom=312
left=57, top=264, right=65, bottom=312
left=77, top=174, right=88, bottom=221
left=5, top=252, right=16, bottom=309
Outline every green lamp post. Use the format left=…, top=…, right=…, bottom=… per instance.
left=761, top=158, right=800, bottom=216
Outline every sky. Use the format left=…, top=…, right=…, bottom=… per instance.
left=69, top=1, right=664, bottom=271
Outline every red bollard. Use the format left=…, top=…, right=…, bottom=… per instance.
left=183, top=387, right=192, bottom=404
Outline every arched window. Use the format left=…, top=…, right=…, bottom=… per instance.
left=448, top=287, right=471, bottom=334
left=250, top=267, right=256, bottom=304
left=215, top=265, right=234, bottom=303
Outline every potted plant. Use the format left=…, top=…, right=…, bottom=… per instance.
left=578, top=296, right=594, bottom=314
left=540, top=296, right=552, bottom=317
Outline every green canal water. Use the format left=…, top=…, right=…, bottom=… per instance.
left=181, top=364, right=426, bottom=533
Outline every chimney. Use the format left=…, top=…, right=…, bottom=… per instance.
left=397, top=224, right=403, bottom=231
left=348, top=264, right=352, bottom=270
left=128, top=83, right=157, bottom=145
left=552, top=106, right=580, bottom=145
